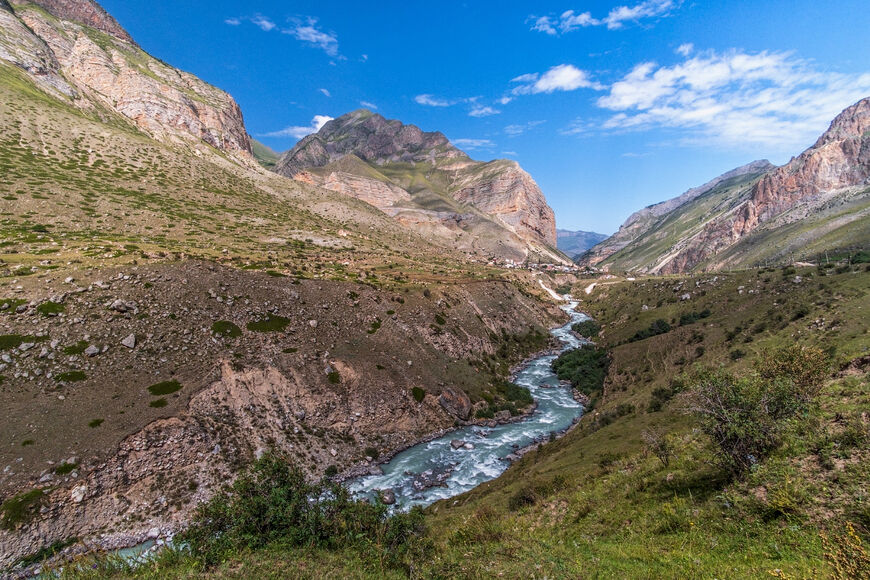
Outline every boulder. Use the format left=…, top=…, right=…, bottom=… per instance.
left=439, top=387, right=472, bottom=421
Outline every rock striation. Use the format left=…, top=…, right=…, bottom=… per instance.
left=582, top=97, right=870, bottom=273
left=2, top=0, right=252, bottom=160
left=275, top=110, right=560, bottom=258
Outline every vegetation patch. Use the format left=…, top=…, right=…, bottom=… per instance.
left=572, top=319, right=601, bottom=338
left=88, top=419, right=104, bottom=428
left=63, top=340, right=89, bottom=355
left=246, top=315, right=291, bottom=333
left=1, top=489, right=45, bottom=530
left=55, top=370, right=86, bottom=382
left=0, top=298, right=26, bottom=313
left=627, top=319, right=672, bottom=342
left=551, top=344, right=610, bottom=400
left=147, top=380, right=182, bottom=396
left=0, top=334, right=45, bottom=351
left=36, top=301, right=65, bottom=316
left=55, top=461, right=79, bottom=475
left=211, top=320, right=242, bottom=338
left=327, top=371, right=341, bottom=384
left=149, top=398, right=168, bottom=408
left=366, top=318, right=382, bottom=334
left=411, top=386, right=426, bottom=403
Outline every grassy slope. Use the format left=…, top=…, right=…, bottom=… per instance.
left=250, top=139, right=280, bottom=170
left=60, top=265, right=870, bottom=579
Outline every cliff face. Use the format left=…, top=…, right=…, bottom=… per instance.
left=2, top=0, right=252, bottom=160
left=275, top=110, right=561, bottom=259
left=580, top=160, right=774, bottom=267
left=583, top=97, right=870, bottom=274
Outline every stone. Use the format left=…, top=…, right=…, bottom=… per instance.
left=439, top=387, right=472, bottom=421
left=84, top=345, right=100, bottom=357
left=121, top=334, right=136, bottom=349
left=308, top=320, right=318, bottom=328
left=450, top=439, right=465, bottom=450
left=71, top=485, right=87, bottom=503
left=329, top=448, right=337, bottom=457
left=378, top=489, right=396, bottom=505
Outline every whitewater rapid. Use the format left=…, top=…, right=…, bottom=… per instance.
left=347, top=301, right=588, bottom=509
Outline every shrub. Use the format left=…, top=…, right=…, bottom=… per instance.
left=324, top=465, right=338, bottom=478
left=327, top=371, right=341, bottom=384
left=148, top=380, right=182, bottom=396
left=56, top=370, right=86, bottom=382
left=364, top=447, right=380, bottom=460
left=36, top=301, right=65, bottom=316
left=685, top=348, right=828, bottom=478
left=628, top=319, right=671, bottom=342
left=642, top=427, right=673, bottom=467
left=179, top=452, right=425, bottom=567
left=1, top=489, right=44, bottom=530
left=571, top=319, right=601, bottom=338
left=88, top=419, right=104, bottom=428
left=246, top=316, right=291, bottom=332
left=211, top=320, right=242, bottom=338
left=411, top=386, right=425, bottom=402
left=552, top=344, right=610, bottom=399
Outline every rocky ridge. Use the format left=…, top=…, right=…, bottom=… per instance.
left=2, top=0, right=252, bottom=161
left=275, top=110, right=561, bottom=260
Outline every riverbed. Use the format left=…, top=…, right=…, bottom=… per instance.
left=347, top=301, right=589, bottom=509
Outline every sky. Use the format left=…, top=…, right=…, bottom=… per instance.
left=99, top=0, right=870, bottom=234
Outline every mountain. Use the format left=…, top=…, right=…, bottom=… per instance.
left=0, top=1, right=569, bottom=569
left=1, top=0, right=252, bottom=162
left=275, top=110, right=564, bottom=263
left=251, top=138, right=280, bottom=170
left=556, top=229, right=608, bottom=259
left=581, top=97, right=870, bottom=273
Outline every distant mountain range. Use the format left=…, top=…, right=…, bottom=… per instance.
left=556, top=229, right=608, bottom=259
left=579, top=98, right=870, bottom=273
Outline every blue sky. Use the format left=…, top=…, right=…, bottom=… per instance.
left=100, top=0, right=870, bottom=234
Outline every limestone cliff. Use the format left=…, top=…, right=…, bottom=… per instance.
left=275, top=110, right=561, bottom=260
left=2, top=0, right=252, bottom=160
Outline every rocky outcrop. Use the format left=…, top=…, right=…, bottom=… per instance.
left=579, top=160, right=774, bottom=267
left=20, top=0, right=133, bottom=43
left=2, top=0, right=252, bottom=160
left=452, top=160, right=557, bottom=247
left=275, top=110, right=561, bottom=257
left=275, top=109, right=468, bottom=177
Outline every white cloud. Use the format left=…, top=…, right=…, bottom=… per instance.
left=497, top=96, right=513, bottom=105
left=415, top=94, right=452, bottom=107
left=224, top=17, right=241, bottom=26
left=263, top=115, right=334, bottom=140
left=502, top=151, right=519, bottom=156
left=452, top=138, right=495, bottom=150
left=504, top=120, right=546, bottom=136
left=676, top=43, right=693, bottom=57
left=592, top=49, right=870, bottom=148
left=512, top=64, right=603, bottom=95
left=469, top=106, right=500, bottom=117
left=530, top=1, right=677, bottom=34
left=360, top=101, right=378, bottom=110
left=283, top=18, right=339, bottom=57
left=251, top=15, right=276, bottom=31
left=319, top=88, right=331, bottom=97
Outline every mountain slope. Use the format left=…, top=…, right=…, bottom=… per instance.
left=2, top=0, right=252, bottom=162
left=556, top=229, right=608, bottom=259
left=275, top=110, right=564, bottom=264
left=582, top=97, right=870, bottom=273
left=579, top=160, right=774, bottom=269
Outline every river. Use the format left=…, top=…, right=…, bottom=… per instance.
left=347, top=301, right=588, bottom=509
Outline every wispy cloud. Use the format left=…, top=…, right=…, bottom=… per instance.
left=251, top=14, right=276, bottom=31
left=512, top=64, right=603, bottom=95
left=415, top=94, right=453, bottom=107
left=263, top=115, right=334, bottom=140
left=531, top=1, right=678, bottom=35
left=469, top=105, right=501, bottom=117
left=225, top=14, right=340, bottom=57
left=587, top=49, right=870, bottom=148
left=504, top=120, right=546, bottom=136
left=360, top=101, right=378, bottom=110
left=452, top=138, right=495, bottom=150
left=676, top=42, right=693, bottom=57
left=319, top=88, right=331, bottom=97
left=283, top=17, right=339, bottom=57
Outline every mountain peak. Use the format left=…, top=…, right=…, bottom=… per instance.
left=15, top=0, right=134, bottom=43
left=275, top=110, right=467, bottom=177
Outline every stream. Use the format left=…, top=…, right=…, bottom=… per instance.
left=347, top=301, right=588, bottom=510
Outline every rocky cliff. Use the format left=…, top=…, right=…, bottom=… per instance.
left=581, top=98, right=870, bottom=273
left=275, top=110, right=561, bottom=259
left=2, top=0, right=252, bottom=160
left=579, top=160, right=774, bottom=268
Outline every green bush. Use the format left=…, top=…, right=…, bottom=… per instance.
left=36, top=301, right=65, bottom=316
left=686, top=346, right=829, bottom=478
left=571, top=319, right=601, bottom=338
left=411, top=386, right=426, bottom=402
left=180, top=452, right=425, bottom=567
left=148, top=380, right=182, bottom=396
left=56, top=370, right=87, bottom=382
left=552, top=344, right=610, bottom=399
left=211, top=320, right=242, bottom=338
left=628, top=319, right=672, bottom=342
left=246, top=316, right=291, bottom=332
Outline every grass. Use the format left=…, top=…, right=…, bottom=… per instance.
left=1, top=489, right=45, bottom=530
left=55, top=370, right=87, bottom=382
left=147, top=380, right=182, bottom=396
left=246, top=316, right=291, bottom=333
left=36, top=301, right=65, bottom=316
left=88, top=419, right=104, bottom=428
left=0, top=334, right=44, bottom=351
left=211, top=320, right=242, bottom=338
left=63, top=341, right=90, bottom=355
left=149, top=398, right=168, bottom=408
left=55, top=462, right=79, bottom=475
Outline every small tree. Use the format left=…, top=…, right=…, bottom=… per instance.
left=684, top=345, right=828, bottom=478
left=641, top=427, right=673, bottom=467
